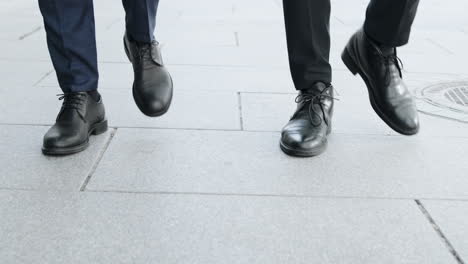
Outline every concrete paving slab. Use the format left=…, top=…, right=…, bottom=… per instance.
left=0, top=86, right=241, bottom=130
left=415, top=113, right=468, bottom=137
left=88, top=128, right=468, bottom=199
left=0, top=125, right=111, bottom=190
left=400, top=52, right=465, bottom=75
left=103, top=89, right=241, bottom=130
left=0, top=16, right=44, bottom=41
left=240, top=92, right=393, bottom=135
left=0, top=38, right=50, bottom=62
left=421, top=200, right=468, bottom=263
left=0, top=190, right=456, bottom=264
left=37, top=63, right=296, bottom=93
left=0, top=85, right=59, bottom=125
left=240, top=92, right=468, bottom=137
left=0, top=1, right=41, bottom=17
left=409, top=30, right=468, bottom=56
left=413, top=0, right=468, bottom=31
left=94, top=39, right=290, bottom=66
left=104, top=19, right=238, bottom=48
left=329, top=0, right=468, bottom=32
left=0, top=61, right=53, bottom=88
left=37, top=63, right=465, bottom=96
left=157, top=0, right=280, bottom=21
left=95, top=26, right=238, bottom=64
left=1, top=0, right=468, bottom=262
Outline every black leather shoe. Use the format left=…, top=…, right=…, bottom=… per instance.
left=42, top=92, right=108, bottom=155
left=341, top=29, right=419, bottom=135
left=124, top=33, right=173, bottom=117
left=280, top=83, right=334, bottom=157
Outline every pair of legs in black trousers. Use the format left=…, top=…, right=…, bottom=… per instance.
left=280, top=0, right=421, bottom=157
left=283, top=0, right=419, bottom=89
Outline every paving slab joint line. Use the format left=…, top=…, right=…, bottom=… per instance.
left=237, top=92, right=244, bottom=130
left=84, top=190, right=432, bottom=201
left=33, top=70, right=54, bottom=86
left=426, top=38, right=454, bottom=55
left=419, top=110, right=468, bottom=124
left=4, top=123, right=468, bottom=139
left=18, top=26, right=42, bottom=40
left=234, top=32, right=240, bottom=47
left=79, top=128, right=117, bottom=192
left=105, top=18, right=122, bottom=30
left=415, top=200, right=466, bottom=264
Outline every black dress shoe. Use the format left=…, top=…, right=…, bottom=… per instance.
left=280, top=83, right=334, bottom=157
left=42, top=92, right=107, bottom=155
left=341, top=29, right=420, bottom=135
left=124, top=33, right=173, bottom=117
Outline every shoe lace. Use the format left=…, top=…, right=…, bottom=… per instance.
left=294, top=85, right=338, bottom=127
left=57, top=93, right=86, bottom=120
left=371, top=42, right=404, bottom=79
left=137, top=42, right=156, bottom=61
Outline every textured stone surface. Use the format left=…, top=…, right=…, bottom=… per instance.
left=0, top=125, right=111, bottom=190
left=422, top=200, right=468, bottom=262
left=240, top=92, right=393, bottom=134
left=0, top=86, right=241, bottom=130
left=0, top=61, right=53, bottom=88
left=1, top=0, right=468, bottom=262
left=240, top=92, right=468, bottom=137
left=0, top=191, right=455, bottom=264
left=88, top=128, right=468, bottom=199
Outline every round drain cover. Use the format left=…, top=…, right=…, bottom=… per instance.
left=415, top=80, right=468, bottom=123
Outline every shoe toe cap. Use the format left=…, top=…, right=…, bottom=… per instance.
left=401, top=116, right=420, bottom=134
left=134, top=80, right=173, bottom=117
left=138, top=96, right=171, bottom=116
left=281, top=132, right=326, bottom=155
left=43, top=128, right=81, bottom=149
left=393, top=104, right=420, bottom=135
left=282, top=133, right=306, bottom=148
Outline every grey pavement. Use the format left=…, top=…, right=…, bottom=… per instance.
left=1, top=0, right=468, bottom=263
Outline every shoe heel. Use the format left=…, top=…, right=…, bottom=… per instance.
left=123, top=35, right=133, bottom=63
left=341, top=48, right=359, bottom=76
left=92, top=120, right=108, bottom=135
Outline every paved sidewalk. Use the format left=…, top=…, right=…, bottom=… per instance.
left=1, top=0, right=468, bottom=263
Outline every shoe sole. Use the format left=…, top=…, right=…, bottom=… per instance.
left=279, top=126, right=331, bottom=158
left=341, top=47, right=418, bottom=136
left=42, top=119, right=108, bottom=156
left=279, top=140, right=328, bottom=158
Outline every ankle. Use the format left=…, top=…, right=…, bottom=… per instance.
left=87, top=90, right=101, bottom=102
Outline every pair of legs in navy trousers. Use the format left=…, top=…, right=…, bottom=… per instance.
left=39, top=0, right=173, bottom=155
left=39, top=0, right=159, bottom=93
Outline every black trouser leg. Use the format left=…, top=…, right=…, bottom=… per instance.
left=364, top=0, right=420, bottom=47
left=122, top=0, right=160, bottom=43
left=282, top=0, right=332, bottom=90
left=38, top=0, right=98, bottom=93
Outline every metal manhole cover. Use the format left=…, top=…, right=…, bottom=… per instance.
left=444, top=86, right=468, bottom=106
left=415, top=80, right=468, bottom=123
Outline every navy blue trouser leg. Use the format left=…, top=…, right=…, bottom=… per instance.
left=38, top=0, right=98, bottom=93
left=122, top=0, right=160, bottom=43
left=39, top=0, right=160, bottom=93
